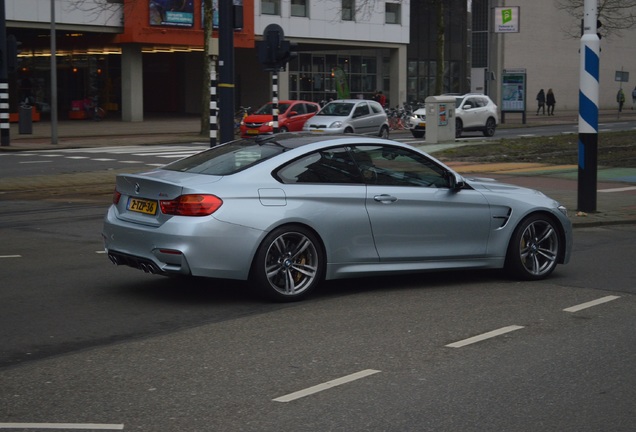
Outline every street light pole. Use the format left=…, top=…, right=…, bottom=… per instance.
left=0, top=0, right=10, bottom=146
left=50, top=0, right=58, bottom=144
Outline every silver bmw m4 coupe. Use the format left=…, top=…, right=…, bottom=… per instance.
left=103, top=133, right=572, bottom=301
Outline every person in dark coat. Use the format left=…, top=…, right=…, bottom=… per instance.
left=536, top=89, right=546, bottom=115
left=546, top=89, right=556, bottom=116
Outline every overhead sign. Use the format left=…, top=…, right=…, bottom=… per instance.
left=495, top=7, right=520, bottom=33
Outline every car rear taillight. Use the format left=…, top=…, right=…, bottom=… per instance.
left=160, top=194, right=223, bottom=216
left=113, top=189, right=122, bottom=204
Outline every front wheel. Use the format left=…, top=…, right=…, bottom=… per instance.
left=250, top=225, right=324, bottom=302
left=379, top=126, right=389, bottom=139
left=483, top=118, right=496, bottom=137
left=411, top=130, right=425, bottom=138
left=505, top=214, right=560, bottom=280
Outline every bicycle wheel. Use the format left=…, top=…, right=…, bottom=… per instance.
left=96, top=107, right=106, bottom=120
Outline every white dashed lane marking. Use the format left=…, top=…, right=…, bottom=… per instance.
left=446, top=325, right=525, bottom=348
left=563, top=296, right=621, bottom=313
left=273, top=369, right=381, bottom=402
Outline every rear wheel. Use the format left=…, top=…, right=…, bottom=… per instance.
left=483, top=118, right=496, bottom=137
left=455, top=119, right=463, bottom=138
left=251, top=225, right=324, bottom=302
left=505, top=214, right=560, bottom=280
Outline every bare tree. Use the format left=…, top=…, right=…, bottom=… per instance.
left=555, top=0, right=636, bottom=38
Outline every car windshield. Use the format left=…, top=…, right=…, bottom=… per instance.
left=163, top=140, right=285, bottom=175
left=455, top=97, right=463, bottom=108
left=254, top=103, right=291, bottom=115
left=317, top=102, right=354, bottom=117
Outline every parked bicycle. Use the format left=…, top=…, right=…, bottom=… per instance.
left=234, top=106, right=251, bottom=135
left=83, top=97, right=106, bottom=121
left=386, top=104, right=413, bottom=131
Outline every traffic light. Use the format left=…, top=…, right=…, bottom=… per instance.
left=6, top=35, right=21, bottom=73
left=256, top=24, right=296, bottom=71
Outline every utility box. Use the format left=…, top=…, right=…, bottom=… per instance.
left=424, top=96, right=456, bottom=144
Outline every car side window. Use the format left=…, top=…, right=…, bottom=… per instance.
left=353, top=103, right=370, bottom=118
left=292, top=103, right=306, bottom=115
left=306, top=104, right=319, bottom=114
left=370, top=103, right=383, bottom=114
left=350, top=145, right=449, bottom=188
left=276, top=147, right=362, bottom=184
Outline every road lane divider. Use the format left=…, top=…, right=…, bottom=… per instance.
left=0, top=423, right=124, bottom=430
left=273, top=369, right=381, bottom=403
left=446, top=325, right=525, bottom=348
left=563, top=295, right=621, bottom=313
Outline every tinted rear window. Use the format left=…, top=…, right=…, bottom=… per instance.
left=163, top=141, right=285, bottom=175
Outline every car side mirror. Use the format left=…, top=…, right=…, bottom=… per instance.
left=288, top=111, right=298, bottom=117
left=463, top=104, right=472, bottom=110
left=446, top=171, right=465, bottom=191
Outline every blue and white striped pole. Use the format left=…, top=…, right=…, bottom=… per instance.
left=578, top=0, right=600, bottom=212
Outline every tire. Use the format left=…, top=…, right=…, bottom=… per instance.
left=250, top=225, right=324, bottom=302
left=411, top=130, right=425, bottom=138
left=483, top=117, right=496, bottom=137
left=455, top=119, right=463, bottom=138
left=278, top=126, right=289, bottom=133
left=379, top=126, right=389, bottom=139
left=344, top=127, right=354, bottom=134
left=505, top=214, right=560, bottom=280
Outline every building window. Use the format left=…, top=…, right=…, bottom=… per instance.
left=291, top=0, right=308, bottom=17
left=342, top=0, right=354, bottom=21
left=385, top=2, right=400, bottom=24
left=261, top=0, right=280, bottom=15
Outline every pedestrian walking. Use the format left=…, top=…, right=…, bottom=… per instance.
left=631, top=86, right=636, bottom=110
left=617, top=88, right=625, bottom=112
left=536, top=89, right=545, bottom=115
left=546, top=88, right=556, bottom=116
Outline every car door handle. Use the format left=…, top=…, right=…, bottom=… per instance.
left=374, top=194, right=398, bottom=204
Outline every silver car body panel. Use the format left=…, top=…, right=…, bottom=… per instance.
left=103, top=135, right=572, bottom=282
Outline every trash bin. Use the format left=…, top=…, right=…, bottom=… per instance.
left=19, top=104, right=33, bottom=135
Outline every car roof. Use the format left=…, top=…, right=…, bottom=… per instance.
left=251, top=132, right=386, bottom=149
left=328, top=99, right=375, bottom=104
left=264, top=100, right=319, bottom=105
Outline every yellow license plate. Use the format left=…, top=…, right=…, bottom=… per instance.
left=310, top=129, right=324, bottom=133
left=127, top=197, right=158, bottom=215
left=418, top=122, right=426, bottom=127
left=247, top=129, right=259, bottom=135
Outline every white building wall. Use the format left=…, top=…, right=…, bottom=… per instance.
left=5, top=0, right=123, bottom=29
left=254, top=0, right=409, bottom=44
left=501, top=1, right=636, bottom=111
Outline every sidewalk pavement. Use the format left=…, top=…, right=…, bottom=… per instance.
left=1, top=109, right=635, bottom=228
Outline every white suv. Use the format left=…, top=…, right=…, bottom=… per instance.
left=407, top=94, right=499, bottom=138
left=454, top=94, right=498, bottom=138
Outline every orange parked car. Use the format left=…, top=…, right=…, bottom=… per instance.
left=240, top=100, right=320, bottom=137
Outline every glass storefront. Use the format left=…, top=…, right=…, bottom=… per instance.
left=288, top=52, right=386, bottom=104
